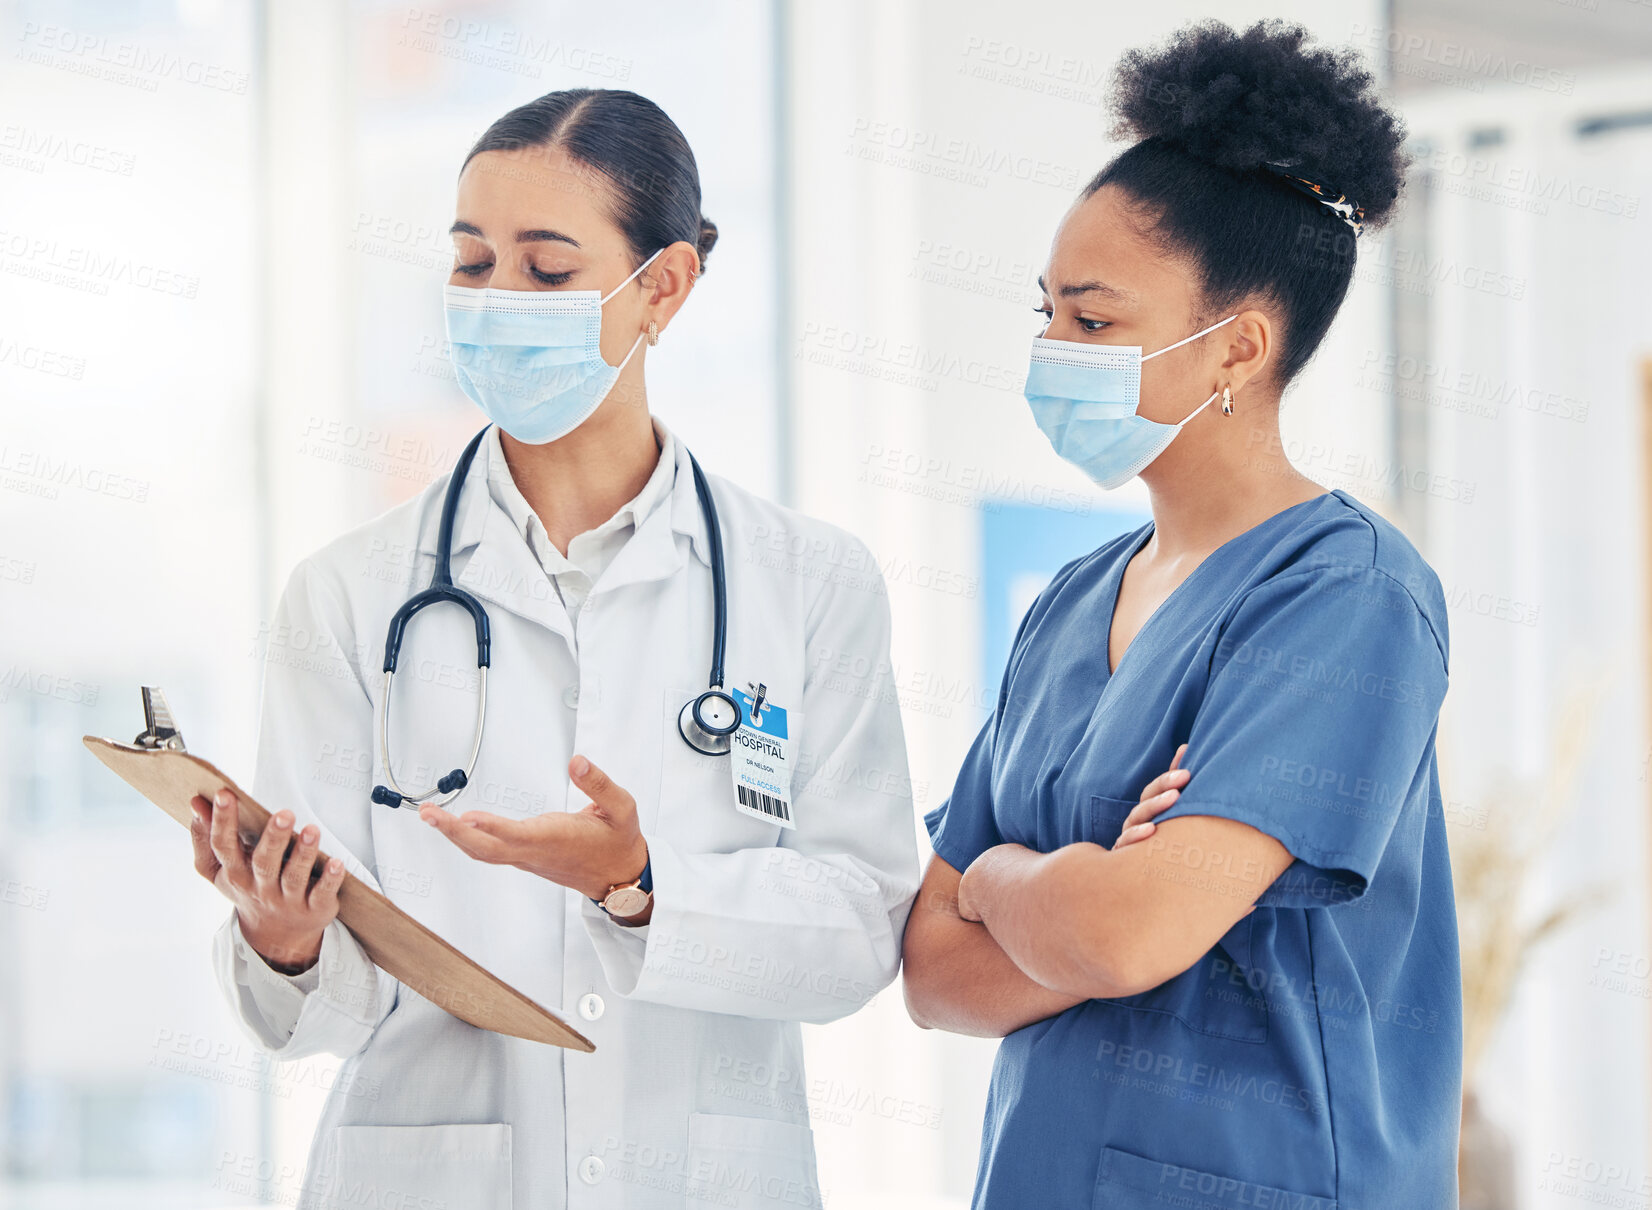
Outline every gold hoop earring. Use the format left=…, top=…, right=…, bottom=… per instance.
left=646, top=320, right=660, bottom=347
left=1221, top=385, right=1234, bottom=416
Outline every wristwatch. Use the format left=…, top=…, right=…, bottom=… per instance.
left=593, top=853, right=653, bottom=924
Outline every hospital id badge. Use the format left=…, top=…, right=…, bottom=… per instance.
left=729, top=683, right=795, bottom=829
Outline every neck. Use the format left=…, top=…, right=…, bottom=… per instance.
left=499, top=397, right=660, bottom=556
left=1139, top=407, right=1325, bottom=561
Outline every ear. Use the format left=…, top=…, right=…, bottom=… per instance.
left=640, top=240, right=701, bottom=336
left=1219, top=309, right=1273, bottom=397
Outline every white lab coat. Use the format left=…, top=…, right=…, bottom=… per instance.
left=212, top=423, right=921, bottom=1209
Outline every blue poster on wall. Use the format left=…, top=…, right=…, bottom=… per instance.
left=979, top=501, right=1150, bottom=701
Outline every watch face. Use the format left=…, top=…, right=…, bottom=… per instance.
left=603, top=885, right=650, bottom=917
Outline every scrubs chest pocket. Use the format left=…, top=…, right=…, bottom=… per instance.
left=1089, top=795, right=1267, bottom=1045
left=331, top=1123, right=511, bottom=1209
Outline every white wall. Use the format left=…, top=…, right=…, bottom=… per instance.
left=1404, top=64, right=1652, bottom=1209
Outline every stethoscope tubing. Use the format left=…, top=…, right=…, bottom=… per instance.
left=372, top=423, right=735, bottom=808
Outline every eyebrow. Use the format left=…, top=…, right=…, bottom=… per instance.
left=448, top=220, right=581, bottom=248
left=1037, top=274, right=1136, bottom=305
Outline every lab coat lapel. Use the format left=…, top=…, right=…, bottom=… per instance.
left=454, top=500, right=576, bottom=643
left=416, top=447, right=575, bottom=646
left=590, top=432, right=712, bottom=596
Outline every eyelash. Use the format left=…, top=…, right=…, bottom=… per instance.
left=1034, top=305, right=1109, bottom=333
left=451, top=262, right=575, bottom=287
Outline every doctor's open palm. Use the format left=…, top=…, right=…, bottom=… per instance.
left=418, top=753, right=649, bottom=904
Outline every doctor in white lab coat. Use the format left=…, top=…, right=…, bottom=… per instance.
left=186, top=88, right=919, bottom=1210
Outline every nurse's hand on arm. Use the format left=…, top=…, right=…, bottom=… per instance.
left=1109, top=745, right=1191, bottom=850
left=419, top=754, right=651, bottom=919
left=188, top=790, right=347, bottom=974
left=902, top=748, right=1196, bottom=1037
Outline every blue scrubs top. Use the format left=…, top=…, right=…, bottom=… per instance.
left=926, top=490, right=1460, bottom=1210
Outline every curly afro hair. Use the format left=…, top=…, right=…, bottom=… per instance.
left=1087, top=19, right=1410, bottom=386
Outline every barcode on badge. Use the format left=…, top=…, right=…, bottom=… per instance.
left=736, top=783, right=792, bottom=823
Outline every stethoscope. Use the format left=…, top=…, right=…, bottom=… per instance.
left=370, top=423, right=741, bottom=809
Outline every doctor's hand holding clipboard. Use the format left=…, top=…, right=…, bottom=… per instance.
left=186, top=87, right=920, bottom=1210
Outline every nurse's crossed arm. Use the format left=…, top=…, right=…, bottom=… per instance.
left=901, top=746, right=1220, bottom=1035
left=952, top=746, right=1296, bottom=999
left=954, top=811, right=1292, bottom=1000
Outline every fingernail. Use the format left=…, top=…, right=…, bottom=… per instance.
left=273, top=811, right=291, bottom=829
left=302, top=826, right=317, bottom=843
left=214, top=790, right=229, bottom=807
left=571, top=755, right=589, bottom=777
left=423, top=814, right=438, bottom=827
left=328, top=858, right=341, bottom=873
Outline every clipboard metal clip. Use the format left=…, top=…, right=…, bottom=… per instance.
left=133, top=686, right=188, bottom=752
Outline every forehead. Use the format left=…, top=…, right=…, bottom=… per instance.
left=1044, top=185, right=1193, bottom=310
left=454, top=145, right=617, bottom=234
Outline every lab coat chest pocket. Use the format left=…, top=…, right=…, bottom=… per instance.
left=685, top=1112, right=820, bottom=1210
left=656, top=685, right=787, bottom=852
left=326, top=1123, right=511, bottom=1209
left=1089, top=795, right=1267, bottom=1044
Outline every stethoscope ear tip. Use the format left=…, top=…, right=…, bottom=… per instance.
left=371, top=785, right=405, bottom=808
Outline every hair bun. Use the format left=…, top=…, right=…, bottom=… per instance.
left=1109, top=18, right=1407, bottom=228
left=695, top=216, right=719, bottom=272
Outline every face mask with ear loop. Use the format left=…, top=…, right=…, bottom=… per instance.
left=1023, top=312, right=1238, bottom=489
left=443, top=247, right=663, bottom=444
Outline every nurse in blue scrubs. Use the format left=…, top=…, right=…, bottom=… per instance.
left=903, top=20, right=1460, bottom=1210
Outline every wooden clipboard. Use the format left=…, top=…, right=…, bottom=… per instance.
left=83, top=725, right=593, bottom=1053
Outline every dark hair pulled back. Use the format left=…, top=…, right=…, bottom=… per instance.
left=464, top=88, right=718, bottom=273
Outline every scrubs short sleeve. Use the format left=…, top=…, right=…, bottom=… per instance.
left=923, top=565, right=1072, bottom=873
left=923, top=714, right=1006, bottom=873
left=1157, top=567, right=1448, bottom=908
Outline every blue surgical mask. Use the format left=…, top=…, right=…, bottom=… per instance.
left=443, top=248, right=663, bottom=444
left=1024, top=313, right=1238, bottom=489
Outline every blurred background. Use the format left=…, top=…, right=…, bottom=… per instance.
left=2, top=0, right=1651, bottom=1206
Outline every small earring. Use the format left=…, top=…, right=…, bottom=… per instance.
left=1221, top=385, right=1234, bottom=416
left=646, top=320, right=659, bottom=347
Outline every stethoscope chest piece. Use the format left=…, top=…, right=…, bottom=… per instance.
left=678, top=689, right=740, bottom=756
